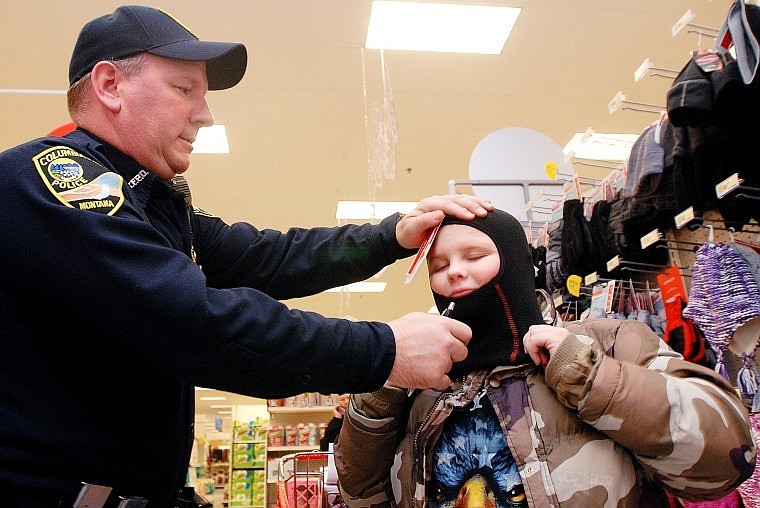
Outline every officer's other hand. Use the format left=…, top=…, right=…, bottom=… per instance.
left=386, top=312, right=471, bottom=390
left=396, top=194, right=493, bottom=250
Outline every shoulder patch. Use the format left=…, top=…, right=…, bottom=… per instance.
left=33, top=146, right=124, bottom=215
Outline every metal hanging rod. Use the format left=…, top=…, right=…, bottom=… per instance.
left=608, top=91, right=664, bottom=114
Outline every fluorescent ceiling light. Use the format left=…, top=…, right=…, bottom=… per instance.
left=336, top=201, right=417, bottom=220
left=209, top=405, right=233, bottom=409
left=194, top=387, right=213, bottom=391
left=217, top=410, right=233, bottom=415
left=193, top=125, right=230, bottom=154
left=325, top=282, right=388, bottom=293
left=365, top=1, right=521, bottom=54
left=563, top=132, right=638, bottom=162
left=199, top=396, right=227, bottom=401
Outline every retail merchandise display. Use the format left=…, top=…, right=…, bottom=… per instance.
left=230, top=418, right=268, bottom=507
left=526, top=2, right=760, bottom=504
left=193, top=394, right=340, bottom=507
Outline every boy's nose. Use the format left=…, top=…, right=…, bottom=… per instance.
left=447, top=261, right=467, bottom=278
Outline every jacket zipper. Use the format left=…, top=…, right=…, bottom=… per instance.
left=411, top=375, right=468, bottom=502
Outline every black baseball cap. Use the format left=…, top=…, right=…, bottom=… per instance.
left=68, top=5, right=247, bottom=90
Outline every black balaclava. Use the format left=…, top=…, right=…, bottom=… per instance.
left=431, top=209, right=544, bottom=378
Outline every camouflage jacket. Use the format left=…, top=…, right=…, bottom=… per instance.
left=335, top=318, right=756, bottom=507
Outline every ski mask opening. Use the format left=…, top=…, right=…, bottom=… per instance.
left=430, top=209, right=544, bottom=377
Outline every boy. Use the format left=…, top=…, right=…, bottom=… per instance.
left=334, top=209, right=755, bottom=507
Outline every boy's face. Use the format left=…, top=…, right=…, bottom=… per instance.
left=427, top=224, right=500, bottom=299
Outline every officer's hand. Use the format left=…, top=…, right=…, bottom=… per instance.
left=395, top=194, right=493, bottom=250
left=386, top=312, right=471, bottom=390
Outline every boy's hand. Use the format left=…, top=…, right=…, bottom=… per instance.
left=396, top=194, right=492, bottom=249
left=523, top=325, right=570, bottom=367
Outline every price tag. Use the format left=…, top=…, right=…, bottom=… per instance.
left=545, top=161, right=558, bottom=180
left=563, top=181, right=578, bottom=201
left=608, top=91, right=625, bottom=113
left=551, top=203, right=563, bottom=222
left=715, top=173, right=742, bottom=199
left=693, top=49, right=722, bottom=72
left=553, top=294, right=564, bottom=307
left=606, top=255, right=621, bottom=272
left=672, top=9, right=695, bottom=37
left=590, top=283, right=607, bottom=311
left=634, top=58, right=652, bottom=82
left=604, top=280, right=616, bottom=313
left=566, top=274, right=582, bottom=297
left=674, top=206, right=695, bottom=229
left=640, top=228, right=661, bottom=249
left=584, top=272, right=599, bottom=285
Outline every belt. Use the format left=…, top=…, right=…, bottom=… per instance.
left=74, top=483, right=147, bottom=508
left=3, top=483, right=208, bottom=508
left=75, top=483, right=211, bottom=508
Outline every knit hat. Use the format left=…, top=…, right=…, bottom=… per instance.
left=632, top=123, right=668, bottom=207
left=732, top=243, right=760, bottom=288
left=716, top=0, right=760, bottom=85
left=430, top=209, right=543, bottom=376
left=560, top=199, right=600, bottom=277
left=667, top=57, right=715, bottom=127
left=588, top=199, right=618, bottom=275
left=683, top=242, right=760, bottom=378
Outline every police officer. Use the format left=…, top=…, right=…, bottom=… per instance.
left=0, top=5, right=492, bottom=506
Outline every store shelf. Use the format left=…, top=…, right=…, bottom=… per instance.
left=267, top=445, right=320, bottom=452
left=267, top=406, right=334, bottom=414
left=265, top=396, right=339, bottom=507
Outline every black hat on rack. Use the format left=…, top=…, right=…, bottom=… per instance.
left=718, top=0, right=760, bottom=86
left=667, top=56, right=715, bottom=127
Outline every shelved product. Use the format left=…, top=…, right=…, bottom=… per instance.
left=264, top=393, right=339, bottom=507
left=188, top=433, right=231, bottom=505
left=230, top=417, right=268, bottom=508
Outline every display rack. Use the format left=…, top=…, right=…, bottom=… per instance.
left=229, top=417, right=268, bottom=508
left=265, top=395, right=339, bottom=507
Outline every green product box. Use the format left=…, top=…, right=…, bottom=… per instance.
left=231, top=478, right=253, bottom=494
left=252, top=442, right=266, bottom=468
left=232, top=443, right=254, bottom=468
left=231, top=469, right=254, bottom=481
left=229, top=493, right=252, bottom=507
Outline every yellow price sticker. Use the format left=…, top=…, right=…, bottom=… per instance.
left=545, top=161, right=558, bottom=180
left=674, top=206, right=695, bottom=229
left=566, top=274, right=582, bottom=297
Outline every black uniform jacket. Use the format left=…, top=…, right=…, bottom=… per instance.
left=0, top=129, right=411, bottom=505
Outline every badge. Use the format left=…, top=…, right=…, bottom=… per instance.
left=33, top=146, right=125, bottom=215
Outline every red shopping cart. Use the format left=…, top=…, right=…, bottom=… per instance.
left=276, top=450, right=345, bottom=508
left=276, top=451, right=325, bottom=508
